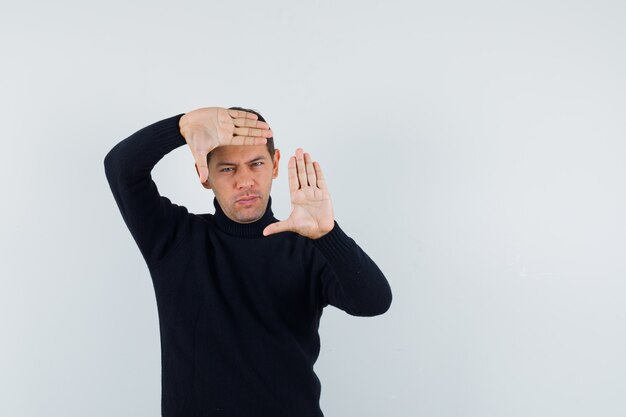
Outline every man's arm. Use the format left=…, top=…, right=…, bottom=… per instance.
left=312, top=221, right=393, bottom=317
left=262, top=147, right=392, bottom=316
left=103, top=114, right=192, bottom=268
left=104, top=108, right=273, bottom=268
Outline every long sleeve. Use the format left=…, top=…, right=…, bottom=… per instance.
left=311, top=221, right=392, bottom=317
left=103, top=113, right=193, bottom=269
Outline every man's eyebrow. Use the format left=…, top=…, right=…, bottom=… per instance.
left=215, top=155, right=268, bottom=167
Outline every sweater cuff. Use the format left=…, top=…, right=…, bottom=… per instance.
left=152, top=113, right=187, bottom=153
left=310, top=221, right=355, bottom=261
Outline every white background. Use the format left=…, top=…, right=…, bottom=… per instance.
left=1, top=1, right=625, bottom=416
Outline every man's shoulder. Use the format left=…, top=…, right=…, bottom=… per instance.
left=195, top=212, right=213, bottom=222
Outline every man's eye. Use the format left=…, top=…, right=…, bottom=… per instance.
left=221, top=167, right=233, bottom=172
left=252, top=162, right=264, bottom=167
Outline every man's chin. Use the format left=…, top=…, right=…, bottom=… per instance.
left=233, top=206, right=265, bottom=223
left=234, top=213, right=262, bottom=224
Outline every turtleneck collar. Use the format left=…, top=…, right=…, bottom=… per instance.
left=212, top=195, right=278, bottom=238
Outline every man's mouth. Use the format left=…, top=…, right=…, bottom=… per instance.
left=236, top=196, right=259, bottom=205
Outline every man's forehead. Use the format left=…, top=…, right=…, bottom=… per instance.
left=210, top=145, right=270, bottom=166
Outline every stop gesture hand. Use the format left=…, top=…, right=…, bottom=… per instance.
left=263, top=148, right=335, bottom=239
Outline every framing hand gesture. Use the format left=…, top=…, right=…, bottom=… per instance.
left=263, top=148, right=335, bottom=239
left=179, top=107, right=273, bottom=184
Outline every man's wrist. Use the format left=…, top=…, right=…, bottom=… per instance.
left=309, top=222, right=335, bottom=240
left=178, top=113, right=189, bottom=138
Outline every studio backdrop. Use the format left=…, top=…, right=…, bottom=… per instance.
left=1, top=1, right=625, bottom=416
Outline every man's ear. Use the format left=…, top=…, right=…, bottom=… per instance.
left=195, top=163, right=212, bottom=189
left=272, top=149, right=280, bottom=179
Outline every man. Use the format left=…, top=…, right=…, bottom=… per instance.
left=103, top=106, right=392, bottom=417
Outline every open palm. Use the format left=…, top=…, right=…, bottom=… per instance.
left=263, top=148, right=335, bottom=239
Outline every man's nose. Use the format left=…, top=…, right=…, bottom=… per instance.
left=235, top=170, right=254, bottom=189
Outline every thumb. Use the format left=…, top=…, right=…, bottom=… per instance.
left=193, top=153, right=209, bottom=184
left=263, top=220, right=292, bottom=237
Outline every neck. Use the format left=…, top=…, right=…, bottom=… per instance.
left=212, top=196, right=277, bottom=238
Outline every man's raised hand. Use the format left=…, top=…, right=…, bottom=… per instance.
left=263, top=148, right=335, bottom=239
left=179, top=107, right=273, bottom=184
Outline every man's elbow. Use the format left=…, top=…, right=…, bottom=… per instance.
left=369, top=290, right=393, bottom=316
left=103, top=149, right=115, bottom=177
left=103, top=147, right=122, bottom=183
left=351, top=284, right=393, bottom=317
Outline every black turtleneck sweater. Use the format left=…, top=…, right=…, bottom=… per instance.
left=103, top=113, right=393, bottom=417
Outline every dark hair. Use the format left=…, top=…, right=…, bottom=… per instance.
left=206, top=106, right=275, bottom=164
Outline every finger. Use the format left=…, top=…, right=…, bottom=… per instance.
left=228, top=109, right=258, bottom=120
left=313, top=161, right=327, bottom=190
left=295, top=148, right=308, bottom=187
left=229, top=136, right=268, bottom=146
left=263, top=219, right=292, bottom=236
left=233, top=127, right=273, bottom=138
left=232, top=118, right=270, bottom=130
left=287, top=156, right=298, bottom=193
left=304, top=152, right=317, bottom=188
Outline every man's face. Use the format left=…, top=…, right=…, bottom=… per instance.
left=201, top=145, right=280, bottom=224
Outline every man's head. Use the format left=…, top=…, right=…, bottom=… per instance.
left=199, top=107, right=280, bottom=224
